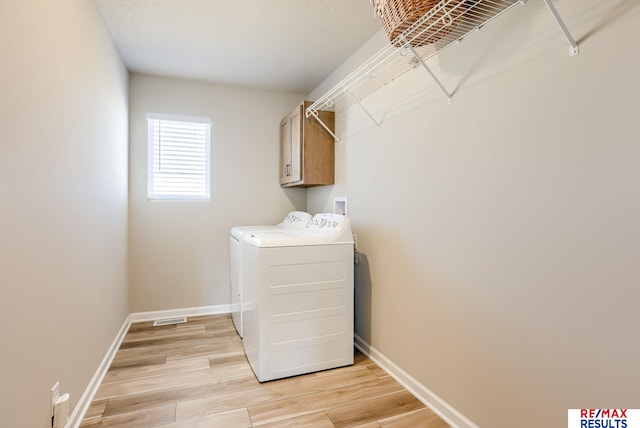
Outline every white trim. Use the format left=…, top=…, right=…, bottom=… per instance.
left=129, top=304, right=231, bottom=323
left=145, top=112, right=212, bottom=125
left=66, top=314, right=132, bottom=428
left=354, top=334, right=479, bottom=428
left=67, top=305, right=231, bottom=427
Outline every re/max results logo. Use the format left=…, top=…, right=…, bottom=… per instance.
left=568, top=409, right=640, bottom=428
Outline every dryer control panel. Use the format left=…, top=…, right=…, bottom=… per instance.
left=279, top=211, right=312, bottom=228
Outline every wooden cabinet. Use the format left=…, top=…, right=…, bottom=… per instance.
left=280, top=101, right=335, bottom=187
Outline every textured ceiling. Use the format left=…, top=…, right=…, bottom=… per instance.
left=95, top=0, right=383, bottom=93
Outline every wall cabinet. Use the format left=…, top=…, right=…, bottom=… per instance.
left=280, top=101, right=335, bottom=187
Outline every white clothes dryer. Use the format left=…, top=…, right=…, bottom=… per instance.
left=229, top=211, right=311, bottom=337
left=241, top=213, right=354, bottom=382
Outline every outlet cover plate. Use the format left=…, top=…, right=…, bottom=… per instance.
left=51, top=381, right=60, bottom=417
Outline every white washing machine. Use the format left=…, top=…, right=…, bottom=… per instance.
left=241, top=213, right=354, bottom=382
left=229, top=211, right=312, bottom=337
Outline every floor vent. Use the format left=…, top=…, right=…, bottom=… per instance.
left=153, top=317, right=187, bottom=327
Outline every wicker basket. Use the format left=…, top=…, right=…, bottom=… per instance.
left=373, top=0, right=466, bottom=47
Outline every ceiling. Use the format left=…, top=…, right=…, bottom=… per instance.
left=95, top=0, right=383, bottom=93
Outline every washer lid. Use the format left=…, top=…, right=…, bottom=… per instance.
left=231, top=225, right=271, bottom=239
left=230, top=211, right=311, bottom=238
left=244, top=230, right=324, bottom=247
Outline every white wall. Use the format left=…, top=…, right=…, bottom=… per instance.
left=0, top=1, right=129, bottom=427
left=308, top=1, right=640, bottom=427
left=128, top=74, right=306, bottom=311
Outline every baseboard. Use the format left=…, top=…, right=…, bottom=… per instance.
left=67, top=304, right=231, bottom=428
left=129, top=304, right=232, bottom=323
left=354, top=334, right=479, bottom=428
left=66, top=314, right=132, bottom=428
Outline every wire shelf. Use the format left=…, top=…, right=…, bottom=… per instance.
left=306, top=0, right=524, bottom=118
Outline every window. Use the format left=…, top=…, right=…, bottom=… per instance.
left=147, top=113, right=211, bottom=201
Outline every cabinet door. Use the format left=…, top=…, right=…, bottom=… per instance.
left=279, top=118, right=291, bottom=184
left=288, top=106, right=302, bottom=183
left=279, top=104, right=303, bottom=185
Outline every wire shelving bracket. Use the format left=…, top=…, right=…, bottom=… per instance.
left=543, top=0, right=579, bottom=56
left=305, top=0, right=579, bottom=134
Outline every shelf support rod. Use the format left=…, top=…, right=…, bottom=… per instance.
left=308, top=110, right=342, bottom=144
left=345, top=89, right=382, bottom=127
left=401, top=36, right=453, bottom=104
left=543, top=0, right=579, bottom=56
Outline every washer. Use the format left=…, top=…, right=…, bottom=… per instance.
left=241, top=213, right=354, bottom=382
left=230, top=211, right=311, bottom=337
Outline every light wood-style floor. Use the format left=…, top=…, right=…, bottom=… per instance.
left=80, top=314, right=449, bottom=427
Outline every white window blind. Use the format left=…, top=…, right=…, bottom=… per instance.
left=147, top=113, right=211, bottom=201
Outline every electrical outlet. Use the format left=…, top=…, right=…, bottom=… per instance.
left=51, top=382, right=60, bottom=418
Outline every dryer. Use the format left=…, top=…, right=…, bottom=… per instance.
left=229, top=211, right=311, bottom=337
left=241, top=213, right=354, bottom=382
